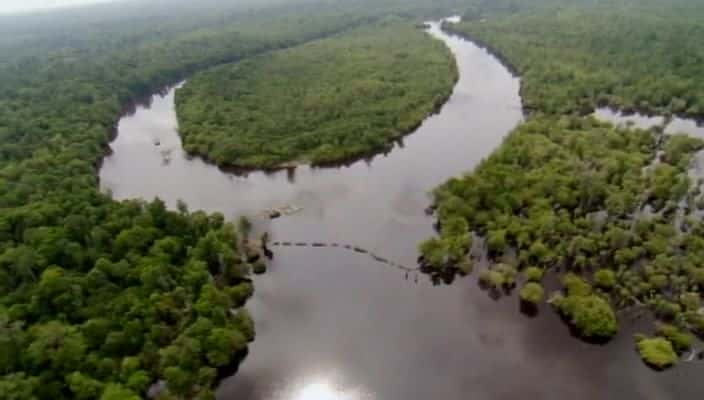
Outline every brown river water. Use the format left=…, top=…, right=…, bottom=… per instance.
left=100, top=20, right=704, bottom=400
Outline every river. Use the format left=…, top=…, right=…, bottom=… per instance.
left=99, top=20, right=704, bottom=400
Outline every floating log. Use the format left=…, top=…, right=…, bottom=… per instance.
left=263, top=205, right=303, bottom=219
left=373, top=256, right=389, bottom=264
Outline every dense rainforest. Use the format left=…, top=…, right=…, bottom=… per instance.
left=175, top=19, right=457, bottom=168
left=422, top=0, right=704, bottom=369
left=0, top=0, right=470, bottom=398
left=444, top=0, right=704, bottom=117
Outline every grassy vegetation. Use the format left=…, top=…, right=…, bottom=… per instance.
left=175, top=19, right=457, bottom=168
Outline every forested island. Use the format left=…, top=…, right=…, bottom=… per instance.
left=422, top=0, right=704, bottom=369
left=175, top=19, right=457, bottom=168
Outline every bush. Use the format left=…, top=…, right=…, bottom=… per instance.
left=524, top=266, right=544, bottom=282
left=495, top=263, right=518, bottom=287
left=458, top=259, right=474, bottom=274
left=637, top=337, right=678, bottom=369
left=656, top=323, right=693, bottom=353
left=679, top=292, right=700, bottom=312
left=520, top=282, right=545, bottom=304
left=487, top=229, right=507, bottom=254
left=554, top=294, right=618, bottom=339
left=419, top=238, right=446, bottom=269
left=479, top=270, right=505, bottom=288
left=252, top=261, right=267, bottom=275
left=594, top=269, right=617, bottom=290
left=563, top=273, right=592, bottom=297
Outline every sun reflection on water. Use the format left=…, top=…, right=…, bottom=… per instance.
left=287, top=377, right=373, bottom=400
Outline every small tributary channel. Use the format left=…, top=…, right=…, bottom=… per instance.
left=100, top=20, right=704, bottom=400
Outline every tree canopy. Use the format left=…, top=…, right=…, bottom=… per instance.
left=447, top=0, right=704, bottom=117
left=422, top=0, right=704, bottom=368
left=175, top=20, right=457, bottom=168
left=0, top=0, right=473, bottom=397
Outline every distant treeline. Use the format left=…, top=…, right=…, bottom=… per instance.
left=445, top=0, right=704, bottom=118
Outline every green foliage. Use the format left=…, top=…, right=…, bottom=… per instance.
left=523, top=266, right=544, bottom=282
left=563, top=273, right=592, bottom=297
left=0, top=0, right=487, bottom=396
left=594, top=269, right=617, bottom=290
left=487, top=229, right=507, bottom=254
left=0, top=373, right=39, bottom=400
left=479, top=269, right=505, bottom=289
left=553, top=294, right=618, bottom=340
left=100, top=384, right=141, bottom=400
left=519, top=282, right=545, bottom=304
left=176, top=21, right=457, bottom=168
left=446, top=0, right=704, bottom=118
left=423, top=109, right=704, bottom=344
left=679, top=292, right=701, bottom=312
left=420, top=217, right=473, bottom=270
left=495, top=263, right=518, bottom=288
left=237, top=216, right=252, bottom=240
left=458, top=259, right=474, bottom=274
left=0, top=0, right=390, bottom=396
left=479, top=264, right=517, bottom=289
left=655, top=323, right=693, bottom=354
left=663, top=135, right=704, bottom=168
left=253, top=260, right=267, bottom=275
left=636, top=337, right=678, bottom=369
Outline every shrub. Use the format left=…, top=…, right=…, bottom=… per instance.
left=594, top=269, right=617, bottom=290
left=656, top=323, right=693, bottom=353
left=479, top=270, right=505, bottom=288
left=637, top=337, right=678, bottom=369
left=524, top=266, right=544, bottom=282
left=458, top=259, right=474, bottom=274
left=563, top=273, right=592, bottom=296
left=554, top=294, right=618, bottom=339
left=496, top=263, right=518, bottom=287
left=679, top=292, right=700, bottom=312
left=520, top=282, right=545, bottom=304
left=252, top=261, right=267, bottom=275
left=419, top=238, right=446, bottom=269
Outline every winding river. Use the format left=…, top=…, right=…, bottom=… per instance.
left=99, top=21, right=704, bottom=400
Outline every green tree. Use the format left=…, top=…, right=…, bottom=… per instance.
left=637, top=337, right=677, bottom=369
left=520, top=282, right=545, bottom=304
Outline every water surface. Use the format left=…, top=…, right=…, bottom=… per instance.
left=101, top=22, right=703, bottom=400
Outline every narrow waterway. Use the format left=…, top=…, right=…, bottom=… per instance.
left=100, top=21, right=704, bottom=400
